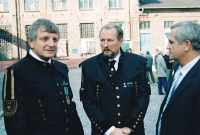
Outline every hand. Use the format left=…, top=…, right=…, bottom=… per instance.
left=122, top=127, right=131, bottom=135
left=110, top=128, right=124, bottom=135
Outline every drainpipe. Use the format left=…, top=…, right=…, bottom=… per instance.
left=15, top=0, right=20, bottom=59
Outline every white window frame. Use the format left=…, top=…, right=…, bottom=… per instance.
left=109, top=0, right=122, bottom=8
left=24, top=0, right=39, bottom=11
left=52, top=0, right=67, bottom=10
left=140, top=21, right=150, bottom=29
left=164, top=21, right=174, bottom=29
left=79, top=0, right=93, bottom=9
left=0, top=0, right=8, bottom=11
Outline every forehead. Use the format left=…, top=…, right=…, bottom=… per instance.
left=100, top=27, right=117, bottom=37
left=169, top=27, right=178, bottom=38
left=36, top=26, right=58, bottom=36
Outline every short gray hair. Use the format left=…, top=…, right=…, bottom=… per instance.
left=171, top=21, right=200, bottom=51
left=28, top=19, right=59, bottom=41
left=99, top=24, right=123, bottom=41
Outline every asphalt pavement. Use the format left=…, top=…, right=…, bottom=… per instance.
left=0, top=68, right=164, bottom=135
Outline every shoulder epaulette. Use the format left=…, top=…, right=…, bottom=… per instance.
left=3, top=69, right=18, bottom=116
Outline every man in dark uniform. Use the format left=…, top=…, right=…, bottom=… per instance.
left=79, top=24, right=150, bottom=135
left=2, top=19, right=84, bottom=135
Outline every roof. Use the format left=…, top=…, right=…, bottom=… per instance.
left=139, top=0, right=200, bottom=9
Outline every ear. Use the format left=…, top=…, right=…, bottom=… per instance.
left=119, top=38, right=124, bottom=46
left=184, top=40, right=191, bottom=52
left=28, top=39, right=34, bottom=49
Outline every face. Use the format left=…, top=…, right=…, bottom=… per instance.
left=167, top=27, right=186, bottom=61
left=100, top=27, right=123, bottom=59
left=28, top=27, right=59, bottom=61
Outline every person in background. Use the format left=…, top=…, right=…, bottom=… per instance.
left=80, top=24, right=150, bottom=135
left=154, top=48, right=159, bottom=70
left=2, top=19, right=84, bottom=135
left=145, top=51, right=155, bottom=83
left=156, top=50, right=168, bottom=95
left=126, top=48, right=132, bottom=53
left=139, top=52, right=144, bottom=57
left=163, top=51, right=174, bottom=83
left=157, top=21, right=200, bottom=135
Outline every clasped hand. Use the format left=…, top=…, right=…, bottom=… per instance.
left=110, top=127, right=132, bottom=135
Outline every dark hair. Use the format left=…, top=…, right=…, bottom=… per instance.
left=99, top=24, right=123, bottom=41
left=28, top=19, right=59, bottom=41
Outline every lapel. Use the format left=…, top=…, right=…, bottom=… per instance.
left=165, top=59, right=200, bottom=109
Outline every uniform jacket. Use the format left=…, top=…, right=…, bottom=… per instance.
left=2, top=53, right=84, bottom=135
left=156, top=55, right=167, bottom=77
left=156, top=59, right=200, bottom=135
left=80, top=50, right=150, bottom=135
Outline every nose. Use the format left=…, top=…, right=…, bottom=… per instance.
left=167, top=42, right=171, bottom=49
left=103, top=40, right=108, bottom=47
left=49, top=39, right=56, bottom=47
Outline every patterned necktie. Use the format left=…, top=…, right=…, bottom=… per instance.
left=168, top=68, right=182, bottom=99
left=158, top=68, right=182, bottom=135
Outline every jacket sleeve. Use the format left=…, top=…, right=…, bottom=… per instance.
left=161, top=58, right=168, bottom=72
left=3, top=68, right=28, bottom=135
left=123, top=68, right=150, bottom=131
left=196, top=90, right=200, bottom=134
left=79, top=68, right=112, bottom=133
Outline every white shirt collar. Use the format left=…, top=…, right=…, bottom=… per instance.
left=29, top=49, right=51, bottom=64
left=179, top=55, right=200, bottom=77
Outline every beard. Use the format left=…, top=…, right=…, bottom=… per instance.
left=102, top=48, right=115, bottom=59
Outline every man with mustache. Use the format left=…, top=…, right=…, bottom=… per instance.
left=79, top=24, right=150, bottom=135
left=2, top=19, right=84, bottom=135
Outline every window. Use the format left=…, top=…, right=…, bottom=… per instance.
left=52, top=0, right=67, bottom=10
left=24, top=0, right=39, bottom=11
left=57, top=24, right=68, bottom=57
left=57, top=24, right=68, bottom=39
left=0, top=0, right=8, bottom=11
left=80, top=23, right=94, bottom=38
left=109, top=0, right=122, bottom=8
left=140, top=21, right=150, bottom=29
left=79, top=0, right=93, bottom=9
left=109, top=22, right=124, bottom=30
left=0, top=26, right=12, bottom=60
left=164, top=21, right=174, bottom=29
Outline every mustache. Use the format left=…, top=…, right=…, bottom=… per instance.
left=103, top=48, right=111, bottom=51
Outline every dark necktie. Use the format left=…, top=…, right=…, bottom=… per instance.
left=110, top=60, right=116, bottom=70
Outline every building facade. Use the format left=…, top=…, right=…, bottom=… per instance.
left=0, top=0, right=200, bottom=63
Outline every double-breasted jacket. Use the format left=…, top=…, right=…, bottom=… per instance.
left=2, top=54, right=84, bottom=135
left=80, top=50, right=150, bottom=135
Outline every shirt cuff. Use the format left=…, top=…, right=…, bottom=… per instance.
left=104, top=126, right=115, bottom=135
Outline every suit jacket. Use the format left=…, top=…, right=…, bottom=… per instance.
left=163, top=55, right=173, bottom=69
left=156, top=59, right=200, bottom=135
left=2, top=53, right=84, bottom=135
left=80, top=50, right=150, bottom=135
left=156, top=55, right=167, bottom=77
left=145, top=54, right=153, bottom=70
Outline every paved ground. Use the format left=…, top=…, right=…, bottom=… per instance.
left=0, top=68, right=164, bottom=135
